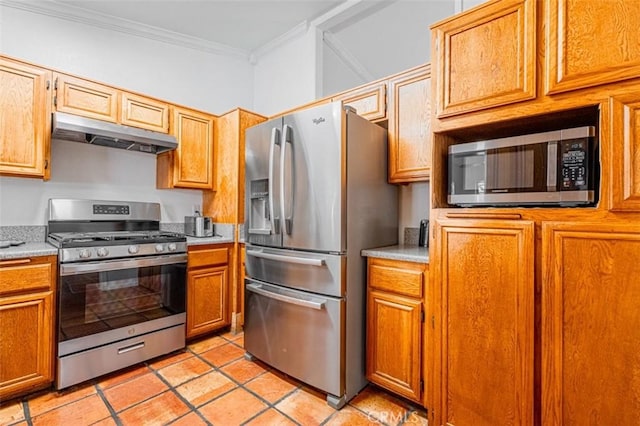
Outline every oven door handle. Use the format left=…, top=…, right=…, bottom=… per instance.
left=60, top=254, right=187, bottom=276
left=246, top=282, right=326, bottom=310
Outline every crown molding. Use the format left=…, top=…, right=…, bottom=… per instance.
left=322, top=31, right=374, bottom=83
left=0, top=0, right=250, bottom=59
left=249, top=20, right=309, bottom=64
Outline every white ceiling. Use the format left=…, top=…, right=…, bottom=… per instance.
left=53, top=0, right=348, bottom=53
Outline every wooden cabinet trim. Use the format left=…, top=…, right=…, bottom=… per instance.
left=433, top=0, right=536, bottom=118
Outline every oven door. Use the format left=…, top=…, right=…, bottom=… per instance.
left=58, top=253, right=187, bottom=356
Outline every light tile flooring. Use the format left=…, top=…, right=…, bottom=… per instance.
left=0, top=329, right=428, bottom=425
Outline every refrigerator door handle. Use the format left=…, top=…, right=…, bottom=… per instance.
left=246, top=282, right=326, bottom=310
left=268, top=127, right=281, bottom=235
left=280, top=124, right=293, bottom=235
left=246, top=248, right=326, bottom=266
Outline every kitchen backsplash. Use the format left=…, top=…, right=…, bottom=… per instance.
left=404, top=227, right=419, bottom=245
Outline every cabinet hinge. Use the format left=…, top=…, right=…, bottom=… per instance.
left=46, top=80, right=50, bottom=90
left=420, top=379, right=424, bottom=391
left=421, top=310, right=425, bottom=323
left=431, top=315, right=435, bottom=329
left=54, top=77, right=58, bottom=90
left=53, top=95, right=57, bottom=107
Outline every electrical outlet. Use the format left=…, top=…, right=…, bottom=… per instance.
left=192, top=204, right=201, bottom=215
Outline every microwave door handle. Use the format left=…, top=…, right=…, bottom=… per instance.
left=268, top=127, right=281, bottom=235
left=280, top=124, right=293, bottom=235
left=246, top=282, right=325, bottom=310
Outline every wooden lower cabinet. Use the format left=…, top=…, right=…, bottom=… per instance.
left=432, top=218, right=534, bottom=426
left=186, top=245, right=230, bottom=338
left=542, top=222, right=640, bottom=425
left=0, top=255, right=56, bottom=400
left=366, top=257, right=427, bottom=403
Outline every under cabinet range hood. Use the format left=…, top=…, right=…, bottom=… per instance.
left=52, top=112, right=178, bottom=154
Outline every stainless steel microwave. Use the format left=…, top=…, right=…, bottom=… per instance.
left=448, top=126, right=597, bottom=207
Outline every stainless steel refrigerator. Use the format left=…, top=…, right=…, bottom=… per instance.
left=243, top=101, right=398, bottom=408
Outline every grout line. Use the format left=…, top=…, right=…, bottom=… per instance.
left=22, top=399, right=33, bottom=426
left=94, top=384, right=123, bottom=426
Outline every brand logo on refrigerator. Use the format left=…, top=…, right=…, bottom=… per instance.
left=312, top=117, right=326, bottom=125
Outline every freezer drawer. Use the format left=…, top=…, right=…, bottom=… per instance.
left=245, top=245, right=344, bottom=297
left=244, top=279, right=344, bottom=397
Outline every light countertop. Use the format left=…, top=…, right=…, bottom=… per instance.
left=361, top=244, right=429, bottom=264
left=186, top=235, right=234, bottom=246
left=0, top=242, right=58, bottom=260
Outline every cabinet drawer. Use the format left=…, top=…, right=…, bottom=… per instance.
left=368, top=258, right=424, bottom=298
left=0, top=256, right=56, bottom=296
left=188, top=247, right=228, bottom=269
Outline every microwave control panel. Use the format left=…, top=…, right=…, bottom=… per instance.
left=560, top=139, right=588, bottom=190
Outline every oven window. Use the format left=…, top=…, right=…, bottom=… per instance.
left=58, top=263, right=186, bottom=341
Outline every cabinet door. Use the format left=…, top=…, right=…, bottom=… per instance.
left=333, top=81, right=386, bottom=121
left=172, top=107, right=215, bottom=189
left=54, top=73, right=118, bottom=123
left=610, top=94, right=640, bottom=211
left=0, top=291, right=54, bottom=400
left=186, top=265, right=228, bottom=338
left=0, top=58, right=52, bottom=179
left=432, top=0, right=536, bottom=117
left=367, top=289, right=422, bottom=403
left=433, top=218, right=534, bottom=426
left=546, top=0, right=640, bottom=94
left=542, top=222, right=640, bottom=425
left=388, top=65, right=431, bottom=183
left=121, top=92, right=170, bottom=133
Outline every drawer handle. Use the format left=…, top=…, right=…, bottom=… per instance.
left=117, top=342, right=145, bottom=354
left=247, top=283, right=325, bottom=310
left=247, top=249, right=325, bottom=266
left=445, top=212, right=522, bottom=220
left=0, top=258, right=32, bottom=266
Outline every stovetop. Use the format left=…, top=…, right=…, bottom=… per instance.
left=48, top=230, right=186, bottom=248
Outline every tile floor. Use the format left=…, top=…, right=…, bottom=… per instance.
left=0, top=329, right=428, bottom=426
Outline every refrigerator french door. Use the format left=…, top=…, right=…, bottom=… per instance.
left=244, top=101, right=398, bottom=408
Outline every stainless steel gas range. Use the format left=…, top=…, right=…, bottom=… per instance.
left=47, top=199, right=187, bottom=389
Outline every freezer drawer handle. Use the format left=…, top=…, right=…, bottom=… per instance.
left=247, top=283, right=325, bottom=310
left=247, top=249, right=326, bottom=266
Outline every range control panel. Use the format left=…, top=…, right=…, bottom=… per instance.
left=93, top=204, right=130, bottom=215
left=560, top=139, right=589, bottom=190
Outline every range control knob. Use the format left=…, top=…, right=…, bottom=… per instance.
left=96, top=247, right=109, bottom=257
left=128, top=245, right=139, bottom=255
left=155, top=244, right=165, bottom=253
left=79, top=248, right=92, bottom=259
left=167, top=243, right=177, bottom=252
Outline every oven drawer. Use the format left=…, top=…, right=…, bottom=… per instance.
left=244, top=279, right=343, bottom=396
left=56, top=323, right=185, bottom=389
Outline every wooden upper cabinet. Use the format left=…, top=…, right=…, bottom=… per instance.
left=120, top=92, right=170, bottom=133
left=170, top=107, right=215, bottom=189
left=0, top=57, right=52, bottom=180
left=542, top=222, right=640, bottom=425
left=433, top=218, right=534, bottom=426
left=333, top=80, right=387, bottom=121
left=54, top=73, right=118, bottom=123
left=388, top=64, right=431, bottom=183
left=432, top=0, right=536, bottom=117
left=546, top=0, right=640, bottom=95
left=609, top=94, right=640, bottom=211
